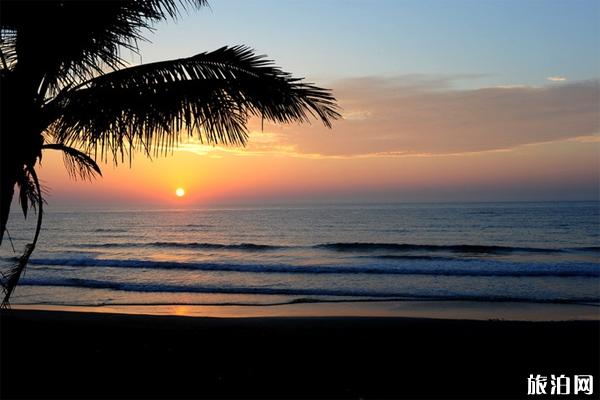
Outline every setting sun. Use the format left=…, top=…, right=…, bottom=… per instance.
left=175, top=187, right=186, bottom=197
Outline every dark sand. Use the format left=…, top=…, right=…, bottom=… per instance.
left=1, top=309, right=598, bottom=399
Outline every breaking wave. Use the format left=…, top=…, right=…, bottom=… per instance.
left=73, top=242, right=284, bottom=251
left=314, top=242, right=573, bottom=254
left=18, top=276, right=600, bottom=304
left=68, top=240, right=600, bottom=254
left=28, top=257, right=600, bottom=277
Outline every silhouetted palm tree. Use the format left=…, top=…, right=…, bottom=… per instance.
left=0, top=0, right=340, bottom=306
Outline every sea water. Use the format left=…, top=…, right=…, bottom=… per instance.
left=1, top=202, right=599, bottom=310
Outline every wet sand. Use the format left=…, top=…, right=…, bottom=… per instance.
left=1, top=309, right=599, bottom=399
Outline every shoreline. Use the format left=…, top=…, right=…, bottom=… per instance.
left=10, top=299, right=600, bottom=321
left=2, top=308, right=599, bottom=399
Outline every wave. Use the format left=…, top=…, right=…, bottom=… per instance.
left=368, top=255, right=458, bottom=261
left=570, top=246, right=600, bottom=253
left=314, top=242, right=570, bottom=254
left=74, top=242, right=284, bottom=251
left=16, top=296, right=600, bottom=308
left=18, top=277, right=600, bottom=304
left=28, top=257, right=600, bottom=277
left=68, top=240, right=598, bottom=255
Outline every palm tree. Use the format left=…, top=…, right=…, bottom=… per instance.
left=0, top=0, right=340, bottom=306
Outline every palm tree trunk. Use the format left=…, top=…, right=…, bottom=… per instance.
left=1, top=166, right=43, bottom=307
left=0, top=158, right=19, bottom=245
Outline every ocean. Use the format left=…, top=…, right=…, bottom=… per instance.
left=2, top=201, right=599, bottom=314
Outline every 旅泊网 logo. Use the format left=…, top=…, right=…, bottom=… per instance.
left=527, top=374, right=594, bottom=396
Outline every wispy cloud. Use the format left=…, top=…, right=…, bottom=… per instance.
left=495, top=84, right=529, bottom=89
left=546, top=76, right=567, bottom=82
left=262, top=77, right=599, bottom=157
left=175, top=76, right=598, bottom=159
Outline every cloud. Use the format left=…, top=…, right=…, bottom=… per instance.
left=494, top=84, right=529, bottom=89
left=251, top=76, right=599, bottom=157
left=546, top=76, right=567, bottom=82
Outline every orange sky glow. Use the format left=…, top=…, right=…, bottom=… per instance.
left=33, top=76, right=597, bottom=208
left=36, top=79, right=598, bottom=209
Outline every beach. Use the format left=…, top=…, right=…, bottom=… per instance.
left=1, top=308, right=599, bottom=399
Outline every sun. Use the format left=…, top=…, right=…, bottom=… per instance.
left=175, top=187, right=186, bottom=197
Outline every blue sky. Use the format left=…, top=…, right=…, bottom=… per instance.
left=138, top=0, right=600, bottom=87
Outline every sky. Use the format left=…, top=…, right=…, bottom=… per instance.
left=38, top=0, right=599, bottom=208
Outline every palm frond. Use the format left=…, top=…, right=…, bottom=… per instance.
left=46, top=46, right=341, bottom=163
left=1, top=0, right=208, bottom=98
left=16, top=167, right=37, bottom=219
left=17, top=167, right=43, bottom=218
left=42, top=144, right=102, bottom=181
left=1, top=167, right=44, bottom=308
left=0, top=31, right=17, bottom=70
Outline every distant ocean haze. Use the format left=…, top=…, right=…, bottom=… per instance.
left=1, top=202, right=598, bottom=308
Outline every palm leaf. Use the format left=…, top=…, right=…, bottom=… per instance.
left=0, top=30, right=17, bottom=70
left=1, top=0, right=208, bottom=98
left=15, top=166, right=40, bottom=218
left=46, top=46, right=341, bottom=163
left=42, top=144, right=102, bottom=181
